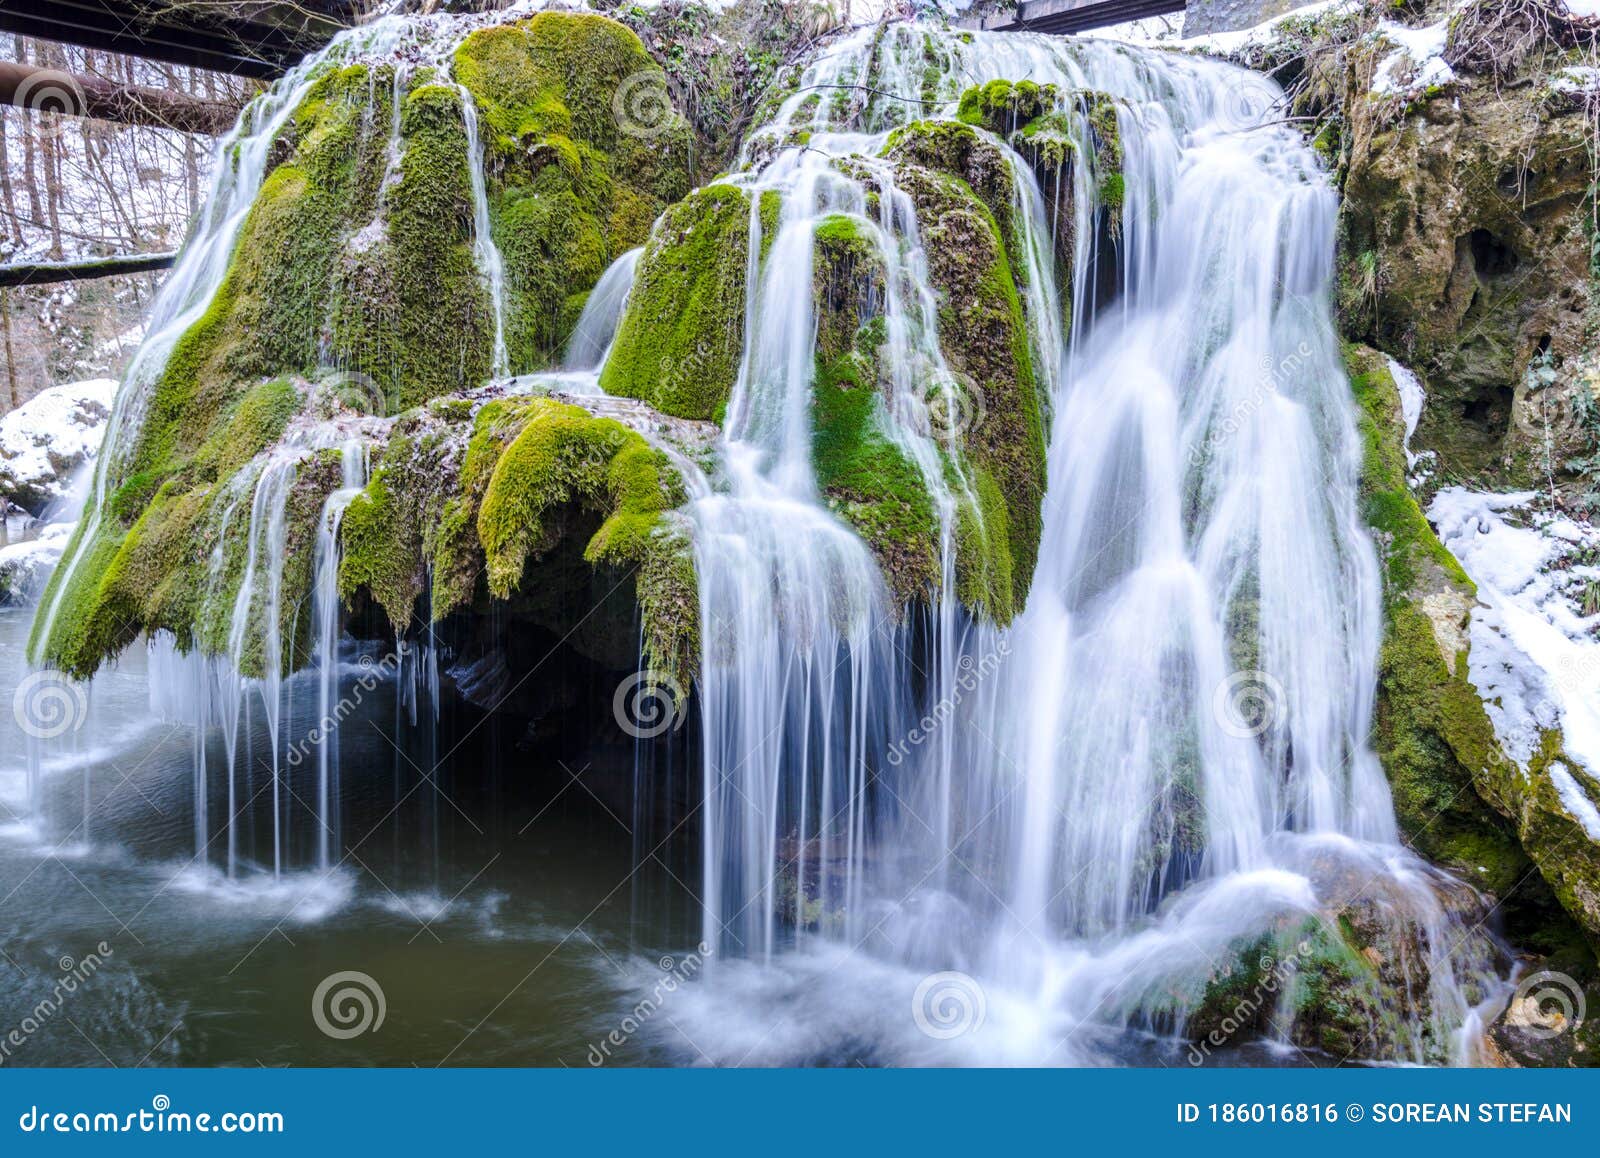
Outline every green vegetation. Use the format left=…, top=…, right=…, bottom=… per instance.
left=600, top=183, right=751, bottom=420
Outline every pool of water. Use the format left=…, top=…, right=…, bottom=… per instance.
left=0, top=607, right=713, bottom=1067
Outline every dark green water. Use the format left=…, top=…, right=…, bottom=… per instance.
left=0, top=607, right=704, bottom=1067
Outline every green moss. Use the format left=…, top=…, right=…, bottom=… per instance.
left=193, top=378, right=301, bottom=481
left=339, top=471, right=423, bottom=633
left=601, top=183, right=751, bottom=420
left=1346, top=342, right=1471, bottom=596
left=452, top=12, right=695, bottom=373
left=885, top=156, right=1045, bottom=620
left=477, top=398, right=680, bottom=593
left=955, top=79, right=1058, bottom=133
left=1349, top=343, right=1594, bottom=952
left=812, top=345, right=940, bottom=605
left=331, top=80, right=492, bottom=408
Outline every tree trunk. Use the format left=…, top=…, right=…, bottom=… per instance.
left=0, top=250, right=177, bottom=288
left=1, top=286, right=18, bottom=412
left=0, top=59, right=243, bottom=136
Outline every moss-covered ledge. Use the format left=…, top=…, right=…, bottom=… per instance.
left=1349, top=342, right=1596, bottom=962
left=883, top=139, right=1047, bottom=621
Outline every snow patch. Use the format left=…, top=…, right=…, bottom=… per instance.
left=1387, top=356, right=1425, bottom=469
left=1550, top=762, right=1600, bottom=841
left=0, top=522, right=74, bottom=605
left=1429, top=488, right=1600, bottom=778
left=1372, top=18, right=1456, bottom=98
left=0, top=378, right=116, bottom=512
left=1170, top=0, right=1354, bottom=53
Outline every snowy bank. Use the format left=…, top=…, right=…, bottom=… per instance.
left=1429, top=488, right=1600, bottom=817
left=0, top=522, right=74, bottom=607
left=0, top=379, right=115, bottom=515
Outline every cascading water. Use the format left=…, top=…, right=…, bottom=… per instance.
left=651, top=24, right=1512, bottom=1066
left=7, top=8, right=1524, bottom=1067
left=313, top=441, right=370, bottom=871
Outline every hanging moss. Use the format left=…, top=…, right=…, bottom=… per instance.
left=453, top=12, right=696, bottom=372
left=477, top=399, right=680, bottom=592
left=885, top=153, right=1047, bottom=621
left=956, top=79, right=1059, bottom=133
left=601, top=183, right=751, bottom=420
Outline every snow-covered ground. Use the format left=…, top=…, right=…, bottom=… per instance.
left=0, top=522, right=75, bottom=606
left=0, top=377, right=115, bottom=515
left=1429, top=489, right=1600, bottom=787
left=0, top=377, right=114, bottom=606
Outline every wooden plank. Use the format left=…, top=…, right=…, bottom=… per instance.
left=962, top=0, right=1187, bottom=34
left=0, top=251, right=177, bottom=288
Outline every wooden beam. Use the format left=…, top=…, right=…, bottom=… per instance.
left=0, top=251, right=177, bottom=288
left=0, top=0, right=357, bottom=79
left=962, top=0, right=1187, bottom=34
left=0, top=59, right=243, bottom=134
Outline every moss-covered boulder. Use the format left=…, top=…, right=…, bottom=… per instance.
left=30, top=11, right=698, bottom=682
left=455, top=12, right=697, bottom=370
left=809, top=214, right=941, bottom=605
left=336, top=390, right=703, bottom=691
left=600, top=183, right=751, bottom=421
left=883, top=127, right=1048, bottom=621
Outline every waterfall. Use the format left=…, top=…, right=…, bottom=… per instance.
left=454, top=81, right=512, bottom=378
left=313, top=441, right=369, bottom=871
left=646, top=25, right=1510, bottom=1065
left=10, top=7, right=1519, bottom=1066
left=564, top=248, right=643, bottom=373
left=29, top=17, right=413, bottom=663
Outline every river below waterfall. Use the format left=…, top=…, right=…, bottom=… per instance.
left=0, top=607, right=709, bottom=1066
left=0, top=603, right=1331, bottom=1067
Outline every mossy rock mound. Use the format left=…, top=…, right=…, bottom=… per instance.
left=338, top=391, right=701, bottom=692
left=881, top=135, right=1048, bottom=622
left=809, top=214, right=941, bottom=606
left=1349, top=344, right=1598, bottom=962
left=600, top=183, right=751, bottom=422
left=31, top=12, right=698, bottom=681
left=455, top=12, right=697, bottom=369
